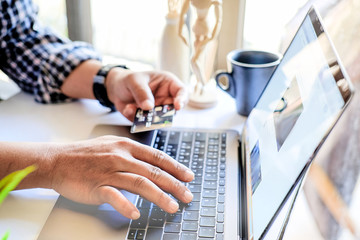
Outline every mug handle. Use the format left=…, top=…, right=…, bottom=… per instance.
left=215, top=70, right=236, bottom=98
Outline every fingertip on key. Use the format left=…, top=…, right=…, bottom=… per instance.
left=169, top=200, right=180, bottom=213
left=131, top=210, right=140, bottom=220
left=186, top=169, right=195, bottom=181
left=184, top=190, right=193, bottom=202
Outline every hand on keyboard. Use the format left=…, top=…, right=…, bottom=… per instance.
left=46, top=135, right=194, bottom=220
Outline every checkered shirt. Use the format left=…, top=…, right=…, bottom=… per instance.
left=0, top=0, right=102, bottom=103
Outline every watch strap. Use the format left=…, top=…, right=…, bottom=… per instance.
left=93, top=64, right=128, bottom=111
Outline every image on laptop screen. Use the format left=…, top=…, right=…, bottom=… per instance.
left=243, top=7, right=353, bottom=239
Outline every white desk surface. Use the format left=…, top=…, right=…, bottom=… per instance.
left=0, top=90, right=315, bottom=239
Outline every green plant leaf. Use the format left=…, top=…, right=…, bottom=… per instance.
left=1, top=230, right=10, bottom=240
left=0, top=165, right=37, bottom=206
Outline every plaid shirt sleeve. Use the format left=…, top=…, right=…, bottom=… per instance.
left=0, top=0, right=102, bottom=103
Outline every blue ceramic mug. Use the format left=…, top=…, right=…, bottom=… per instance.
left=215, top=50, right=282, bottom=116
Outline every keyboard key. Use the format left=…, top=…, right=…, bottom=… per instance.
left=182, top=132, right=193, bottom=142
left=205, top=166, right=218, bottom=173
left=208, top=139, right=219, bottom=145
left=194, top=142, right=205, bottom=149
left=207, top=151, right=218, bottom=158
left=180, top=144, right=192, bottom=150
left=202, top=198, right=216, bottom=207
left=135, top=229, right=145, bottom=240
left=216, top=223, right=224, bottom=233
left=182, top=221, right=198, bottom=231
left=136, top=198, right=151, bottom=209
left=192, top=192, right=201, bottom=202
left=168, top=131, right=180, bottom=144
left=130, top=219, right=147, bottom=229
left=199, top=217, right=216, bottom=227
left=203, top=189, right=217, bottom=198
left=218, top=195, right=225, bottom=203
left=220, top=163, right=226, bottom=170
left=217, top=213, right=224, bottom=223
left=179, top=149, right=190, bottom=156
left=191, top=164, right=203, bottom=170
left=192, top=168, right=203, bottom=177
left=188, top=185, right=201, bottom=193
left=199, top=227, right=215, bottom=238
left=219, top=186, right=225, bottom=194
left=217, top=204, right=225, bottom=213
left=203, top=181, right=217, bottom=189
left=130, top=209, right=149, bottom=228
left=206, top=161, right=218, bottom=166
left=145, top=228, right=163, bottom=240
left=216, top=233, right=224, bottom=240
left=183, top=211, right=199, bottom=221
left=163, top=233, right=180, bottom=240
left=195, top=132, right=206, bottom=141
left=166, top=213, right=182, bottom=223
left=209, top=133, right=219, bottom=139
left=190, top=176, right=202, bottom=185
left=219, top=178, right=225, bottom=186
left=185, top=202, right=200, bottom=211
left=201, top=208, right=216, bottom=217
left=148, top=207, right=166, bottom=227
left=164, top=223, right=181, bottom=233
left=180, top=232, right=197, bottom=240
left=148, top=217, right=165, bottom=227
left=127, top=229, right=136, bottom=239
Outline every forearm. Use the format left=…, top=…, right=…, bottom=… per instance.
left=0, top=142, right=55, bottom=189
left=60, top=59, right=102, bottom=100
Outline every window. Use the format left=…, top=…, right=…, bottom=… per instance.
left=91, top=0, right=168, bottom=66
left=33, top=0, right=68, bottom=37
left=243, top=0, right=339, bottom=53
left=33, top=0, right=246, bottom=70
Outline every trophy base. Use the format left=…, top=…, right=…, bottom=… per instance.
left=187, top=78, right=218, bottom=109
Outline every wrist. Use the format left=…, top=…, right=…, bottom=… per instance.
left=1, top=142, right=58, bottom=190
left=93, top=64, right=129, bottom=111
left=105, top=66, right=132, bottom=104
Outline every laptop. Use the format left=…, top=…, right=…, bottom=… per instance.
left=37, top=6, right=354, bottom=240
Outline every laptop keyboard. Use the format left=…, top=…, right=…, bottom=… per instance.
left=127, top=130, right=227, bottom=240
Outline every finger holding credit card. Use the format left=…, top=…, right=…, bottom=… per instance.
left=131, top=104, right=176, bottom=133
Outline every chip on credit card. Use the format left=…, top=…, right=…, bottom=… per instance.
left=131, top=104, right=176, bottom=133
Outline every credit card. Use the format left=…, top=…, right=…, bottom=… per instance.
left=130, top=104, right=175, bottom=133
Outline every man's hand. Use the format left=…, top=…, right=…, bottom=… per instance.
left=48, top=136, right=194, bottom=219
left=106, top=69, right=188, bottom=121
left=61, top=60, right=187, bottom=121
left=1, top=137, right=194, bottom=219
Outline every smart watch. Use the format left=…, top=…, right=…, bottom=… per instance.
left=93, top=64, right=128, bottom=111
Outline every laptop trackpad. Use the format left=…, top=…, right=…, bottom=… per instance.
left=37, top=191, right=136, bottom=240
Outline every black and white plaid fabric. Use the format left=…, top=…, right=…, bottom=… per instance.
left=0, top=0, right=102, bottom=103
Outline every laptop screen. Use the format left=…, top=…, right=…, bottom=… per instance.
left=243, top=7, right=353, bottom=239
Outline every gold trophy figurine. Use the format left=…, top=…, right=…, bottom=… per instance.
left=178, top=0, right=223, bottom=108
